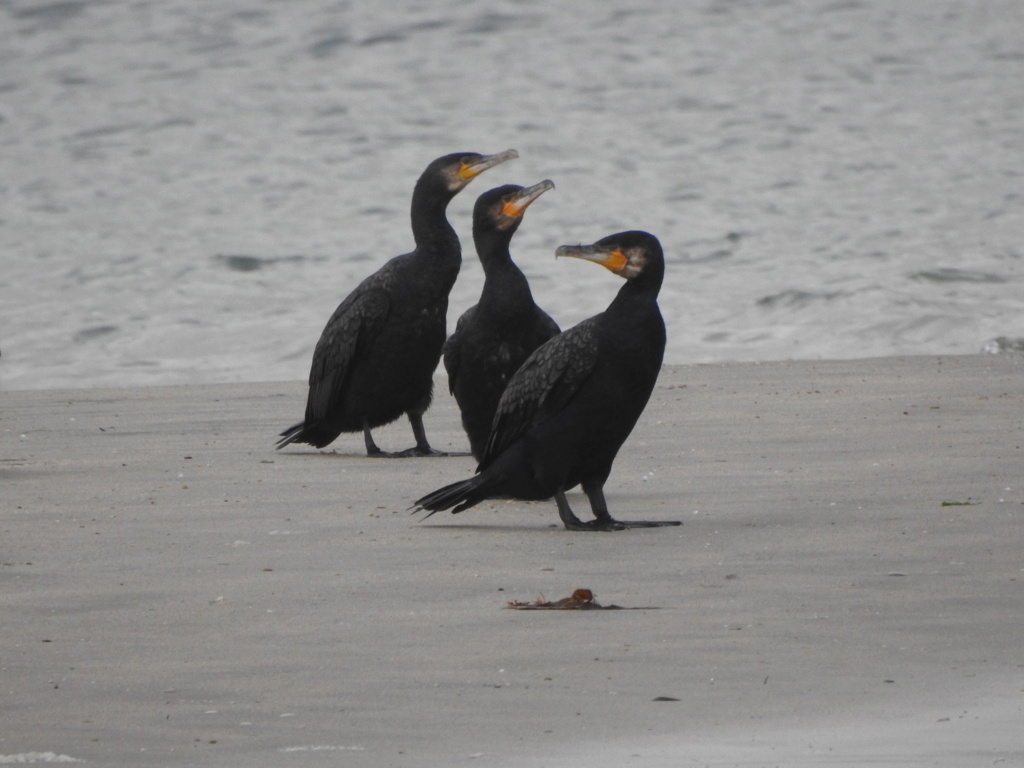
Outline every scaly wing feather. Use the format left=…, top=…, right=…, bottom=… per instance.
left=305, top=287, right=390, bottom=425
left=443, top=304, right=477, bottom=395
left=481, top=316, right=599, bottom=467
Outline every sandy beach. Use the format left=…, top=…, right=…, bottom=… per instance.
left=2, top=356, right=1022, bottom=767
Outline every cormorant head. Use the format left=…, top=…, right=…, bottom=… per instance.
left=430, top=150, right=520, bottom=194
left=474, top=180, right=555, bottom=235
left=555, top=230, right=663, bottom=282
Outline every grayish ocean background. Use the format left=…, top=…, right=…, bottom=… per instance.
left=2, top=0, right=1022, bottom=390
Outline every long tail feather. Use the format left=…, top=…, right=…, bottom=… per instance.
left=413, top=475, right=488, bottom=518
left=275, top=421, right=306, bottom=449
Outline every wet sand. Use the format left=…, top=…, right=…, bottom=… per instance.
left=2, top=356, right=1022, bottom=767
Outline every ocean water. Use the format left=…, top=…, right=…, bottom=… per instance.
left=2, top=0, right=1022, bottom=391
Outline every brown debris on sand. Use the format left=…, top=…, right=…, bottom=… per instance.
left=507, top=588, right=620, bottom=610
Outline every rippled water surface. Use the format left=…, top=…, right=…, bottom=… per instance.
left=2, top=0, right=1022, bottom=389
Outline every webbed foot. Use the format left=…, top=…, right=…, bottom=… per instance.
left=388, top=445, right=450, bottom=458
left=557, top=489, right=683, bottom=531
left=564, top=517, right=627, bottom=532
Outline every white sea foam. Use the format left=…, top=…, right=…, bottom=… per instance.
left=0, top=755, right=80, bottom=765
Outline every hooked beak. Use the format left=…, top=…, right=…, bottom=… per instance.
left=458, top=149, right=520, bottom=181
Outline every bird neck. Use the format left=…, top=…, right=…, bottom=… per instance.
left=409, top=185, right=461, bottom=260
left=609, top=277, right=657, bottom=309
left=600, top=295, right=666, bottom=386
left=480, top=254, right=532, bottom=312
left=607, top=280, right=665, bottom=343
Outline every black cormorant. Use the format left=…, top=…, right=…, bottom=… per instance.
left=414, top=230, right=682, bottom=530
left=443, top=180, right=560, bottom=461
left=276, top=150, right=518, bottom=456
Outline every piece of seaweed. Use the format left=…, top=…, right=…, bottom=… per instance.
left=506, top=588, right=658, bottom=611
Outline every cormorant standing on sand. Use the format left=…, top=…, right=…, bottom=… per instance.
left=414, top=230, right=682, bottom=531
left=444, top=180, right=560, bottom=461
left=276, top=150, right=518, bottom=457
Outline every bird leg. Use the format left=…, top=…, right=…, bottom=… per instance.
left=554, top=489, right=625, bottom=532
left=363, top=423, right=387, bottom=457
left=582, top=482, right=683, bottom=530
left=364, top=414, right=460, bottom=458
left=387, top=411, right=448, bottom=458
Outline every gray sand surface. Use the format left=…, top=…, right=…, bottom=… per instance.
left=3, top=356, right=1022, bottom=767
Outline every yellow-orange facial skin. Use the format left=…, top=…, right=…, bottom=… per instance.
left=501, top=199, right=522, bottom=218
left=595, top=248, right=629, bottom=273
left=440, top=150, right=518, bottom=192
left=556, top=243, right=644, bottom=279
left=494, top=179, right=555, bottom=228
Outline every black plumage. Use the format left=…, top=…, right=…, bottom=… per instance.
left=444, top=180, right=560, bottom=461
left=414, top=230, right=682, bottom=530
left=276, top=150, right=518, bottom=456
